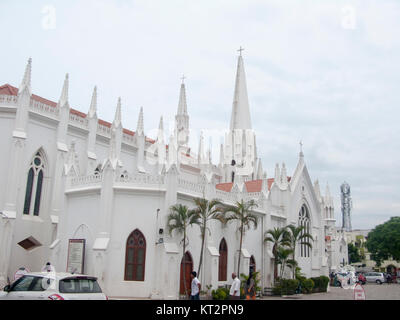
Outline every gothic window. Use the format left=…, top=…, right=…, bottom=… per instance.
left=298, top=205, right=311, bottom=258
left=23, top=152, right=45, bottom=216
left=124, top=229, right=146, bottom=281
left=218, top=238, right=228, bottom=281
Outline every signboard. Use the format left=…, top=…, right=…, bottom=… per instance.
left=353, top=283, right=366, bottom=300
left=67, top=239, right=85, bottom=274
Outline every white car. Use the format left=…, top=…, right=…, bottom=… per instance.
left=364, top=272, right=385, bottom=284
left=0, top=272, right=108, bottom=300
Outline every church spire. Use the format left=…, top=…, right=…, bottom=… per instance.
left=230, top=49, right=252, bottom=130
left=88, top=86, right=97, bottom=119
left=177, top=76, right=188, bottom=115
left=136, top=107, right=144, bottom=136
left=59, top=74, right=69, bottom=109
left=19, top=58, right=32, bottom=96
left=113, top=97, right=122, bottom=129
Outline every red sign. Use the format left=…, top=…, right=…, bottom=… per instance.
left=353, top=283, right=366, bottom=300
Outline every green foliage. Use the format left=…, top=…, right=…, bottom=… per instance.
left=310, top=276, right=329, bottom=293
left=272, top=279, right=299, bottom=296
left=366, top=217, right=400, bottom=266
left=211, top=287, right=229, bottom=300
left=302, top=278, right=314, bottom=294
left=348, top=242, right=362, bottom=263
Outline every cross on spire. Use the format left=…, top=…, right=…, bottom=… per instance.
left=181, top=74, right=186, bottom=84
left=238, top=46, right=244, bottom=56
left=300, top=140, right=303, bottom=152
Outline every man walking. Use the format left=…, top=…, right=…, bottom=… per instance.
left=190, top=271, right=201, bottom=300
left=229, top=272, right=241, bottom=300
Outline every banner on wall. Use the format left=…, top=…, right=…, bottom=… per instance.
left=67, top=239, right=85, bottom=274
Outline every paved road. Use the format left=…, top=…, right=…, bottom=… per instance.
left=261, top=283, right=400, bottom=300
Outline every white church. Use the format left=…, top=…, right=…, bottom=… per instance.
left=0, top=52, right=348, bottom=299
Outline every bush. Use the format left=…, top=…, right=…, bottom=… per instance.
left=273, top=279, right=299, bottom=296
left=310, top=276, right=330, bottom=293
left=319, top=276, right=330, bottom=292
left=302, top=278, right=314, bottom=294
left=211, top=287, right=229, bottom=300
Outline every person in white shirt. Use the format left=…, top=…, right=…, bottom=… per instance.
left=190, top=271, right=201, bottom=300
left=229, top=272, right=241, bottom=300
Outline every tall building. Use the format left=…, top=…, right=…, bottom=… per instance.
left=341, top=182, right=352, bottom=232
left=0, top=53, right=346, bottom=298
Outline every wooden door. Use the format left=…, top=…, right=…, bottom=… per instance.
left=179, top=252, right=193, bottom=295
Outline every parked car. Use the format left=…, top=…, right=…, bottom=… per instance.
left=364, top=272, right=385, bottom=284
left=0, top=272, right=108, bottom=300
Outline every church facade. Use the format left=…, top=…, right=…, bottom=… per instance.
left=0, top=54, right=347, bottom=299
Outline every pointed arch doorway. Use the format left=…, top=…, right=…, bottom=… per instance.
left=179, top=252, right=193, bottom=295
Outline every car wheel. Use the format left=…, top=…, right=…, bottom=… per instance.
left=376, top=280, right=382, bottom=284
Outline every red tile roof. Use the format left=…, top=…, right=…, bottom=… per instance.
left=216, top=177, right=291, bottom=193
left=1, top=83, right=145, bottom=139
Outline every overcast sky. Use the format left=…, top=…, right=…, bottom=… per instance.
left=1, top=0, right=399, bottom=230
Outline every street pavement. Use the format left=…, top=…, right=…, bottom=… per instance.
left=260, top=283, right=400, bottom=300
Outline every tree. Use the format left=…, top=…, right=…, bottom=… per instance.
left=366, top=217, right=400, bottom=266
left=167, top=204, right=200, bottom=297
left=276, top=247, right=294, bottom=279
left=264, top=227, right=290, bottom=283
left=220, top=199, right=258, bottom=275
left=190, top=197, right=224, bottom=278
left=348, top=243, right=362, bottom=264
left=285, top=225, right=313, bottom=279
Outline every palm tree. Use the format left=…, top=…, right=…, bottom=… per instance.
left=190, top=198, right=224, bottom=278
left=285, top=225, right=313, bottom=279
left=276, top=247, right=294, bottom=279
left=221, top=199, right=258, bottom=275
left=264, top=227, right=290, bottom=283
left=167, top=204, right=200, bottom=297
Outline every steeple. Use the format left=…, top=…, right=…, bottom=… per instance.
left=175, top=78, right=189, bottom=146
left=198, top=131, right=205, bottom=165
left=19, top=58, right=32, bottom=96
left=177, top=78, right=188, bottom=115
left=136, top=107, right=144, bottom=136
left=230, top=51, right=252, bottom=130
left=58, top=74, right=69, bottom=109
left=112, top=97, right=122, bottom=129
left=274, top=163, right=280, bottom=187
left=88, top=86, right=97, bottom=119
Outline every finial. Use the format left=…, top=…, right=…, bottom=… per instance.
left=181, top=74, right=186, bottom=84
left=238, top=46, right=244, bottom=56
left=299, top=140, right=304, bottom=158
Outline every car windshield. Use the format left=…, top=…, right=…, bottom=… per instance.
left=59, top=278, right=102, bottom=294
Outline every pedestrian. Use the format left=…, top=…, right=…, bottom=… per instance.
left=245, top=271, right=256, bottom=300
left=229, top=272, right=241, bottom=300
left=190, top=271, right=201, bottom=300
left=41, top=262, right=55, bottom=272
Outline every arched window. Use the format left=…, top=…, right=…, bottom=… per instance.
left=298, top=205, right=311, bottom=258
left=250, top=255, right=256, bottom=274
left=124, top=229, right=146, bottom=281
left=23, top=151, right=45, bottom=216
left=218, top=238, right=228, bottom=281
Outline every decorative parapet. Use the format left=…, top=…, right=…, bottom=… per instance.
left=29, top=98, right=59, bottom=118
left=116, top=173, right=165, bottom=189
left=122, top=132, right=134, bottom=145
left=215, top=189, right=237, bottom=204
left=65, top=173, right=103, bottom=193
left=0, top=95, right=18, bottom=106
left=177, top=178, right=205, bottom=196
left=97, top=123, right=111, bottom=137
left=69, top=112, right=88, bottom=129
